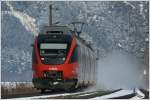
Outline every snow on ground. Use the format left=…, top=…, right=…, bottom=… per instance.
left=92, top=89, right=145, bottom=99
left=134, top=88, right=145, bottom=98
left=130, top=96, right=143, bottom=100
left=76, top=91, right=98, bottom=97
left=8, top=93, right=70, bottom=100
left=92, top=90, right=134, bottom=99
left=8, top=92, right=92, bottom=100
left=3, top=88, right=145, bottom=99
left=7, top=90, right=98, bottom=100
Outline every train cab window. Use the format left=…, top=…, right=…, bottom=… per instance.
left=32, top=47, right=38, bottom=64
left=69, top=46, right=78, bottom=63
left=46, top=31, right=63, bottom=34
left=39, top=43, right=68, bottom=65
left=37, top=34, right=72, bottom=65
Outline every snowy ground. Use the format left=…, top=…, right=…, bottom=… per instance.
left=1, top=82, right=147, bottom=99
left=2, top=88, right=146, bottom=99
left=92, top=89, right=145, bottom=99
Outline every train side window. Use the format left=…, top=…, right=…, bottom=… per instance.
left=32, top=47, right=38, bottom=64
left=69, top=46, right=78, bottom=63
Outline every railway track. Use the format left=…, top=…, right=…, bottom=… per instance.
left=2, top=88, right=148, bottom=99
left=1, top=86, right=90, bottom=99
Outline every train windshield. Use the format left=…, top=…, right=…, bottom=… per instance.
left=40, top=43, right=67, bottom=50
left=38, top=34, right=72, bottom=65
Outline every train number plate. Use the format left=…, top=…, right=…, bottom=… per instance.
left=49, top=67, right=58, bottom=70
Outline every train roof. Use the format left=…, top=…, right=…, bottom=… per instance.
left=40, top=26, right=70, bottom=34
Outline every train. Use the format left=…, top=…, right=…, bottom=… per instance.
left=32, top=5, right=97, bottom=93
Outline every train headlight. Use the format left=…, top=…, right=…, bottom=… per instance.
left=32, top=69, right=36, bottom=74
left=62, top=57, right=65, bottom=61
left=41, top=58, right=44, bottom=60
left=43, top=73, right=47, bottom=77
left=144, top=69, right=146, bottom=75
left=72, top=70, right=75, bottom=73
left=32, top=69, right=37, bottom=77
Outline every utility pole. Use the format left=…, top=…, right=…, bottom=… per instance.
left=49, top=5, right=52, bottom=26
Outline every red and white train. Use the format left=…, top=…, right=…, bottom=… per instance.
left=32, top=25, right=97, bottom=93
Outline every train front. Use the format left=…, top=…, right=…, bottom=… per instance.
left=32, top=32, right=78, bottom=92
